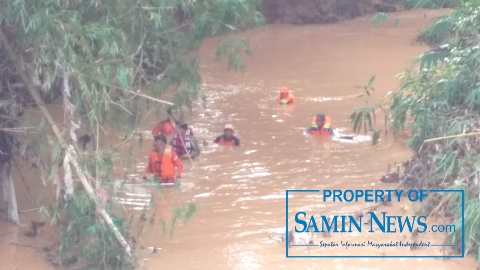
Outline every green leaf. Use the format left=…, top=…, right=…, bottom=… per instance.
left=364, top=112, right=368, bottom=134
left=367, top=75, right=375, bottom=88
left=349, top=112, right=357, bottom=122
left=354, top=113, right=363, bottom=133
left=366, top=113, right=373, bottom=131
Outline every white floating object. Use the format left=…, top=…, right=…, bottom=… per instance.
left=194, top=193, right=211, bottom=198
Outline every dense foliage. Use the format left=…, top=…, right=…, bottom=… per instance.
left=403, top=0, right=460, bottom=9
left=351, top=0, right=480, bottom=261
left=387, top=0, right=480, bottom=261
left=0, top=0, right=264, bottom=269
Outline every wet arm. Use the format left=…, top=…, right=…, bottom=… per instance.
left=305, top=127, right=313, bottom=134
left=234, top=137, right=240, bottom=146
left=214, top=136, right=221, bottom=144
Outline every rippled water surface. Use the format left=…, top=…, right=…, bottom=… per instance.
left=116, top=9, right=478, bottom=270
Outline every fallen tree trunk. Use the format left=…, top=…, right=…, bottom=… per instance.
left=0, top=29, right=132, bottom=257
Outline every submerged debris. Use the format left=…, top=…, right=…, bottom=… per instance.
left=25, top=221, right=45, bottom=237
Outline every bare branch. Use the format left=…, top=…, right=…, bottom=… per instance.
left=0, top=127, right=37, bottom=133
left=130, top=90, right=174, bottom=106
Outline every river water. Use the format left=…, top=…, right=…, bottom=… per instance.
left=0, top=7, right=477, bottom=270
left=130, top=8, right=477, bottom=270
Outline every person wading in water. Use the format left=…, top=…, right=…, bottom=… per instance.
left=306, top=114, right=334, bottom=135
left=276, top=86, right=296, bottom=105
left=151, top=107, right=180, bottom=137
left=143, top=134, right=183, bottom=183
left=169, top=123, right=201, bottom=159
left=214, top=124, right=240, bottom=146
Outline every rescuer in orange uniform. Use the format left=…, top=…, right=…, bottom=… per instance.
left=143, top=134, right=183, bottom=183
left=277, top=86, right=296, bottom=105
left=306, top=114, right=334, bottom=135
left=214, top=124, right=240, bottom=146
left=151, top=107, right=179, bottom=137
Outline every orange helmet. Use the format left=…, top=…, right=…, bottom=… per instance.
left=279, top=86, right=290, bottom=94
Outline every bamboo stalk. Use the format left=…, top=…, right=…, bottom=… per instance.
left=0, top=127, right=36, bottom=132
left=418, top=131, right=480, bottom=152
left=19, top=208, right=39, bottom=213
left=130, top=90, right=174, bottom=106
left=0, top=29, right=133, bottom=258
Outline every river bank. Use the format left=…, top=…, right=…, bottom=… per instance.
left=259, top=0, right=402, bottom=24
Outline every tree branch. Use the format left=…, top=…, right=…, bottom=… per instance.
left=0, top=127, right=37, bottom=133
left=0, top=28, right=133, bottom=258
left=130, top=90, right=174, bottom=106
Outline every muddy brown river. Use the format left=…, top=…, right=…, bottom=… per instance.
left=0, top=8, right=477, bottom=270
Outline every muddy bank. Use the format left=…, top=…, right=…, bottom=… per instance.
left=259, top=0, right=403, bottom=24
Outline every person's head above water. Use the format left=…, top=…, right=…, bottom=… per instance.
left=315, top=114, right=326, bottom=128
left=279, top=86, right=290, bottom=99
left=166, top=106, right=179, bottom=119
left=178, top=123, right=188, bottom=135
left=153, top=134, right=167, bottom=152
left=223, top=124, right=234, bottom=138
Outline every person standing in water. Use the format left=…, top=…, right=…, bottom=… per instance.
left=170, top=123, right=201, bottom=159
left=306, top=114, right=333, bottom=135
left=277, top=86, right=296, bottom=105
left=151, top=107, right=179, bottom=136
left=144, top=134, right=183, bottom=183
left=214, top=124, right=240, bottom=146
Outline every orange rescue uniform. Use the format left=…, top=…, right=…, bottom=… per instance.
left=144, top=145, right=183, bottom=183
left=151, top=119, right=175, bottom=136
left=309, top=115, right=333, bottom=135
left=277, top=87, right=295, bottom=104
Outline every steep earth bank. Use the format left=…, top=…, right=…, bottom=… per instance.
left=259, top=0, right=403, bottom=24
